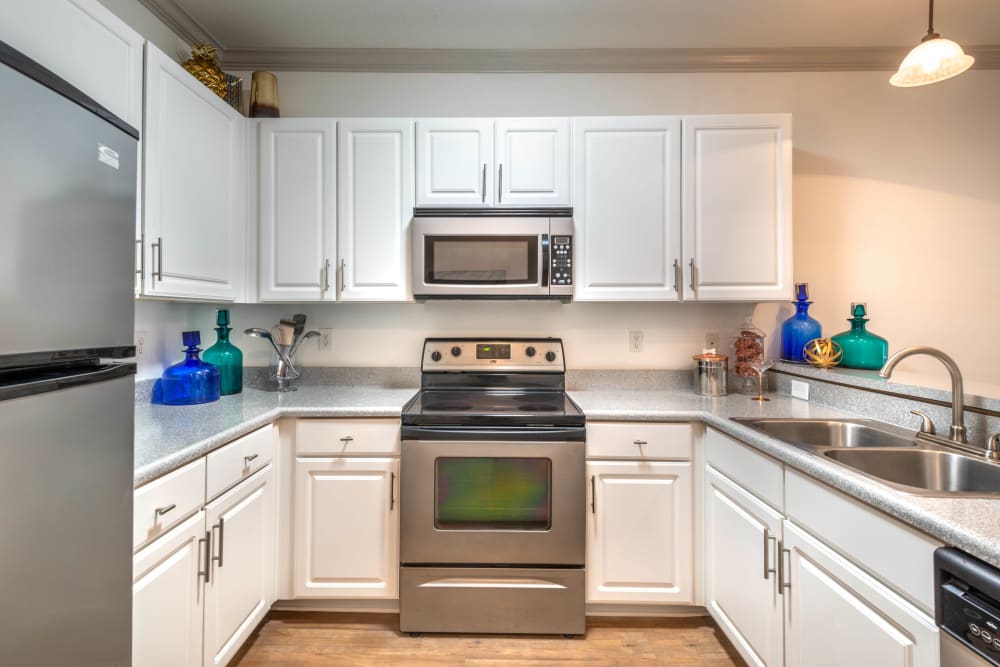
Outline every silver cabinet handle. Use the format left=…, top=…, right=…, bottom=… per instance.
left=777, top=541, right=791, bottom=594
left=590, top=475, right=596, bottom=514
left=211, top=517, right=224, bottom=569
left=689, top=258, right=698, bottom=294
left=154, top=503, right=176, bottom=518
left=910, top=410, right=935, bottom=434
left=340, top=436, right=354, bottom=443
left=198, top=531, right=211, bottom=584
left=672, top=259, right=681, bottom=294
left=244, top=453, right=259, bottom=465
left=135, top=239, right=143, bottom=278
left=633, top=439, right=647, bottom=446
left=481, top=163, right=487, bottom=203
left=389, top=471, right=396, bottom=511
left=763, top=529, right=777, bottom=580
left=339, top=259, right=346, bottom=293
left=498, top=164, right=503, bottom=203
left=151, top=237, right=163, bottom=282
left=323, top=258, right=331, bottom=293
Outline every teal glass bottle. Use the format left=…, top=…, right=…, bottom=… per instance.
left=154, top=331, right=221, bottom=405
left=831, top=303, right=889, bottom=370
left=780, top=283, right=822, bottom=362
left=202, top=308, right=243, bottom=395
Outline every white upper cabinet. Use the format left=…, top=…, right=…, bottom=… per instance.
left=143, top=43, right=247, bottom=301
left=416, top=119, right=493, bottom=207
left=572, top=117, right=683, bottom=301
left=495, top=118, right=571, bottom=207
left=257, top=119, right=337, bottom=302
left=338, top=119, right=415, bottom=301
left=2, top=0, right=143, bottom=128
left=682, top=114, right=792, bottom=301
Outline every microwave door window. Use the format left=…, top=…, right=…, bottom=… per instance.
left=425, top=236, right=538, bottom=285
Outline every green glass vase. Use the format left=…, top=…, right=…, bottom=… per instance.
left=831, top=303, right=888, bottom=370
left=202, top=308, right=243, bottom=395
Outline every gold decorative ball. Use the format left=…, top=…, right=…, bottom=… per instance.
left=802, top=338, right=843, bottom=369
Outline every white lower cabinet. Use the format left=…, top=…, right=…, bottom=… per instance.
left=132, top=510, right=206, bottom=667
left=293, top=457, right=399, bottom=598
left=704, top=465, right=784, bottom=667
left=782, top=520, right=939, bottom=667
left=203, top=464, right=277, bottom=667
left=586, top=460, right=693, bottom=603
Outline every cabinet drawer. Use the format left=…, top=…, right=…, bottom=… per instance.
left=784, top=468, right=942, bottom=614
left=296, top=419, right=400, bottom=456
left=133, top=457, right=206, bottom=550
left=586, top=422, right=692, bottom=459
left=704, top=428, right=783, bottom=510
left=206, top=423, right=276, bottom=500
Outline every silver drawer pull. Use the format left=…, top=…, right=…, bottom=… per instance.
left=633, top=439, right=648, bottom=446
left=154, top=503, right=176, bottom=518
left=340, top=436, right=354, bottom=443
left=244, top=453, right=259, bottom=465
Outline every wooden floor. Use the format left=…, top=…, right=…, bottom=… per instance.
left=231, top=612, right=746, bottom=666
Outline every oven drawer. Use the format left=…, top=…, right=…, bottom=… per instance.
left=296, top=419, right=400, bottom=456
left=586, top=422, right=692, bottom=459
left=400, top=566, right=585, bottom=635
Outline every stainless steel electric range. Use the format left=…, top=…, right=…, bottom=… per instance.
left=399, top=338, right=586, bottom=636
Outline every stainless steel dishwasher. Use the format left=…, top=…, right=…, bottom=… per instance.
left=936, top=548, right=1000, bottom=666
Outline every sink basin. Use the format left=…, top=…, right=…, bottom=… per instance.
left=824, top=449, right=1000, bottom=496
left=736, top=419, right=917, bottom=449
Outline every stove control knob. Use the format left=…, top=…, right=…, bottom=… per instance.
left=525, top=346, right=537, bottom=357
left=430, top=350, right=442, bottom=362
left=545, top=351, right=557, bottom=362
left=451, top=346, right=462, bottom=357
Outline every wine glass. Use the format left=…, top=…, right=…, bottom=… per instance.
left=748, top=357, right=774, bottom=402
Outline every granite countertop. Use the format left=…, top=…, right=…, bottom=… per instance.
left=135, top=381, right=1000, bottom=569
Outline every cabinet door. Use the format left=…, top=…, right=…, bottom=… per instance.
left=203, top=464, right=276, bottom=667
left=704, top=465, right=784, bottom=667
left=495, top=118, right=570, bottom=207
left=586, top=460, right=692, bottom=603
left=132, top=510, right=206, bottom=667
left=143, top=43, right=247, bottom=301
left=293, top=457, right=399, bottom=598
left=415, top=119, right=493, bottom=207
left=682, top=115, right=792, bottom=301
left=257, top=119, right=337, bottom=301
left=572, top=117, right=683, bottom=301
left=2, top=0, right=143, bottom=127
left=782, top=521, right=939, bottom=667
left=338, top=119, right=415, bottom=301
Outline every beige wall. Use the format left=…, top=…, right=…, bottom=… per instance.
left=97, top=0, right=189, bottom=60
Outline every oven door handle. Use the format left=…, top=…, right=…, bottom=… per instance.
left=541, top=233, right=550, bottom=288
left=401, top=426, right=586, bottom=442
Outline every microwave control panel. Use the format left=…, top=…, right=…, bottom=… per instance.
left=551, top=235, right=573, bottom=286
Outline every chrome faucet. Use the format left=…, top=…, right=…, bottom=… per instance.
left=880, top=346, right=967, bottom=444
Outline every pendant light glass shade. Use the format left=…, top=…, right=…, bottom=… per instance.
left=890, top=37, right=975, bottom=87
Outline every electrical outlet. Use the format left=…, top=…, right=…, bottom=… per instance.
left=318, top=328, right=333, bottom=350
left=628, top=330, right=643, bottom=353
left=791, top=379, right=810, bottom=401
left=704, top=331, right=719, bottom=353
left=135, top=330, right=148, bottom=358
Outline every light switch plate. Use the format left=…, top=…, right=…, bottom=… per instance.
left=791, top=379, right=810, bottom=401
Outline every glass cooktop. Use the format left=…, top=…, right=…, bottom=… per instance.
left=401, top=390, right=585, bottom=427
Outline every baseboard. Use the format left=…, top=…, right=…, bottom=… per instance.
left=585, top=604, right=709, bottom=617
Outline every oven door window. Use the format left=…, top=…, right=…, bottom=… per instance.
left=435, top=457, right=551, bottom=530
left=424, top=236, right=538, bottom=285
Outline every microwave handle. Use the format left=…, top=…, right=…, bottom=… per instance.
left=541, top=234, right=550, bottom=287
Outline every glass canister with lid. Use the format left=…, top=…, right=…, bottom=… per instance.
left=732, top=315, right=766, bottom=395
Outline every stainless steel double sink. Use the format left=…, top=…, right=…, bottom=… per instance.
left=734, top=418, right=1000, bottom=497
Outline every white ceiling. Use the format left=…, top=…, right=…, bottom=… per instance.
left=168, top=0, right=997, bottom=50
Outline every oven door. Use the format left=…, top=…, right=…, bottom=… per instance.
left=401, top=438, right=584, bottom=566
left=412, top=217, right=551, bottom=297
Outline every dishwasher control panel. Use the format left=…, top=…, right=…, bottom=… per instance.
left=937, top=547, right=1000, bottom=666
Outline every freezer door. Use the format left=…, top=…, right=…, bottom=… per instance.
left=0, top=372, right=134, bottom=666
left=0, top=56, right=136, bottom=362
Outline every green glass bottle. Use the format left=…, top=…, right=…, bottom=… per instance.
left=202, top=308, right=243, bottom=395
left=831, top=303, right=888, bottom=370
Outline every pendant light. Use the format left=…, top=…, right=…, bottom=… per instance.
left=890, top=0, right=974, bottom=87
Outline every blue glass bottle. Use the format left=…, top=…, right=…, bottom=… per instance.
left=153, top=331, right=221, bottom=405
left=202, top=309, right=243, bottom=395
left=780, top=283, right=823, bottom=363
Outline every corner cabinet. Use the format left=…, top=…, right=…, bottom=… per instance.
left=572, top=117, right=683, bottom=301
left=338, top=119, right=415, bottom=301
left=682, top=115, right=792, bottom=301
left=256, top=119, right=337, bottom=302
left=142, top=43, right=247, bottom=301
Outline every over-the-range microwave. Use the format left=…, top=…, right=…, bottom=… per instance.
left=412, top=208, right=573, bottom=301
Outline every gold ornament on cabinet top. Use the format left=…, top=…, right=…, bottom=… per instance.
left=182, top=43, right=229, bottom=100
left=802, top=338, right=843, bottom=369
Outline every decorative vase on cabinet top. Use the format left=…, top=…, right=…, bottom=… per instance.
left=154, top=331, right=221, bottom=405
left=202, top=308, right=243, bottom=395
left=780, top=283, right=822, bottom=363
left=830, top=303, right=889, bottom=370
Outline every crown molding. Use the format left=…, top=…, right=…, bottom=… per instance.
left=218, top=45, right=1000, bottom=73
left=136, top=0, right=223, bottom=48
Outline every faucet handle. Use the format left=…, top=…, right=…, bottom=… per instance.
left=910, top=410, right=936, bottom=435
left=988, top=433, right=1000, bottom=461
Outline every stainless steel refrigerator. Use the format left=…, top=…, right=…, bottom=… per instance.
left=0, top=41, right=137, bottom=666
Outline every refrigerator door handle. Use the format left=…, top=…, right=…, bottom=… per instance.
left=0, top=363, right=135, bottom=402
